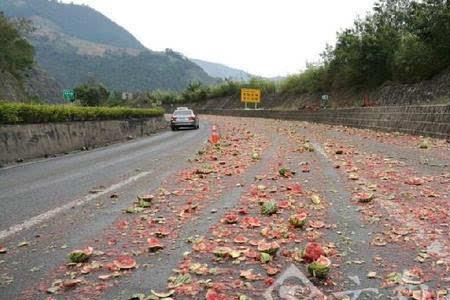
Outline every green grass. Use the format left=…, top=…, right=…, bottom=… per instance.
left=0, top=102, right=164, bottom=124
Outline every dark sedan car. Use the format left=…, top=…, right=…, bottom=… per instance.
left=170, top=109, right=199, bottom=131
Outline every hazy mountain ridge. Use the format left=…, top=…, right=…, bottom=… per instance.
left=191, top=58, right=252, bottom=81
left=0, top=0, right=216, bottom=92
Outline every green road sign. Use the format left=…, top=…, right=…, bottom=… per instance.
left=63, top=89, right=75, bottom=102
left=320, top=94, right=330, bottom=109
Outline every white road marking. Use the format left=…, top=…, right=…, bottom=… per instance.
left=311, top=142, right=330, bottom=161
left=348, top=275, right=361, bottom=286
left=0, top=171, right=152, bottom=240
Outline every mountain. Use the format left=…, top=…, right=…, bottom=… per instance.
left=0, top=67, right=64, bottom=103
left=1, top=0, right=145, bottom=50
left=23, top=66, right=64, bottom=103
left=0, top=10, right=62, bottom=103
left=191, top=59, right=252, bottom=81
left=0, top=0, right=216, bottom=92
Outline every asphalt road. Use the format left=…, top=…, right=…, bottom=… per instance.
left=0, top=126, right=209, bottom=232
left=0, top=117, right=448, bottom=300
left=0, top=125, right=210, bottom=298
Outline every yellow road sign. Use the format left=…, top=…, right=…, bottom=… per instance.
left=241, top=88, right=261, bottom=103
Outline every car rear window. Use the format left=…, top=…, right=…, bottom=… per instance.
left=174, top=110, right=193, bottom=116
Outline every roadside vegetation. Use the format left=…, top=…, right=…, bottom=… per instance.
left=0, top=12, right=34, bottom=78
left=74, top=83, right=110, bottom=107
left=0, top=102, right=164, bottom=124
left=281, top=0, right=450, bottom=94
left=144, top=0, right=450, bottom=105
left=146, top=77, right=278, bottom=105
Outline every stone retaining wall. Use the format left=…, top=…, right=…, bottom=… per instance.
left=0, top=117, right=167, bottom=165
left=198, top=105, right=450, bottom=139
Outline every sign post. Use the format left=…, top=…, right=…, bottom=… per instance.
left=241, top=88, right=261, bottom=110
left=321, top=94, right=329, bottom=109
left=63, top=89, right=75, bottom=102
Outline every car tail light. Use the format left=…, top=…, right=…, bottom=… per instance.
left=171, top=116, right=177, bottom=121
left=189, top=116, right=195, bottom=121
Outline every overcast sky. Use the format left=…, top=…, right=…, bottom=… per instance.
left=62, top=0, right=376, bottom=77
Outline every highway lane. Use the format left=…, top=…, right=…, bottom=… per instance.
left=1, top=115, right=448, bottom=299
left=0, top=124, right=211, bottom=298
left=0, top=125, right=209, bottom=235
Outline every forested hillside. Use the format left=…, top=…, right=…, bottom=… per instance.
left=0, top=12, right=34, bottom=77
left=0, top=12, right=62, bottom=103
left=1, top=0, right=144, bottom=49
left=0, top=0, right=216, bottom=92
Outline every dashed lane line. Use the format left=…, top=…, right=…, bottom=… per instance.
left=0, top=171, right=152, bottom=240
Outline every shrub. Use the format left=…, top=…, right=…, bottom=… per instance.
left=74, top=83, right=110, bottom=107
left=148, top=90, right=180, bottom=104
left=181, top=81, right=209, bottom=102
left=208, top=80, right=240, bottom=98
left=280, top=65, right=329, bottom=95
left=391, top=33, right=442, bottom=83
left=244, top=77, right=278, bottom=94
left=0, top=102, right=164, bottom=124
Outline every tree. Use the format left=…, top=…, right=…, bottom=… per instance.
left=391, top=33, right=441, bottom=82
left=74, top=83, right=109, bottom=107
left=407, top=0, right=450, bottom=68
left=325, top=0, right=450, bottom=89
left=105, top=91, right=126, bottom=107
left=0, top=12, right=34, bottom=77
left=182, top=81, right=208, bottom=102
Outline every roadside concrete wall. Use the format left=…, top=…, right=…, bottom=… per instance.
left=0, top=117, right=167, bottom=165
left=198, top=105, right=450, bottom=139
